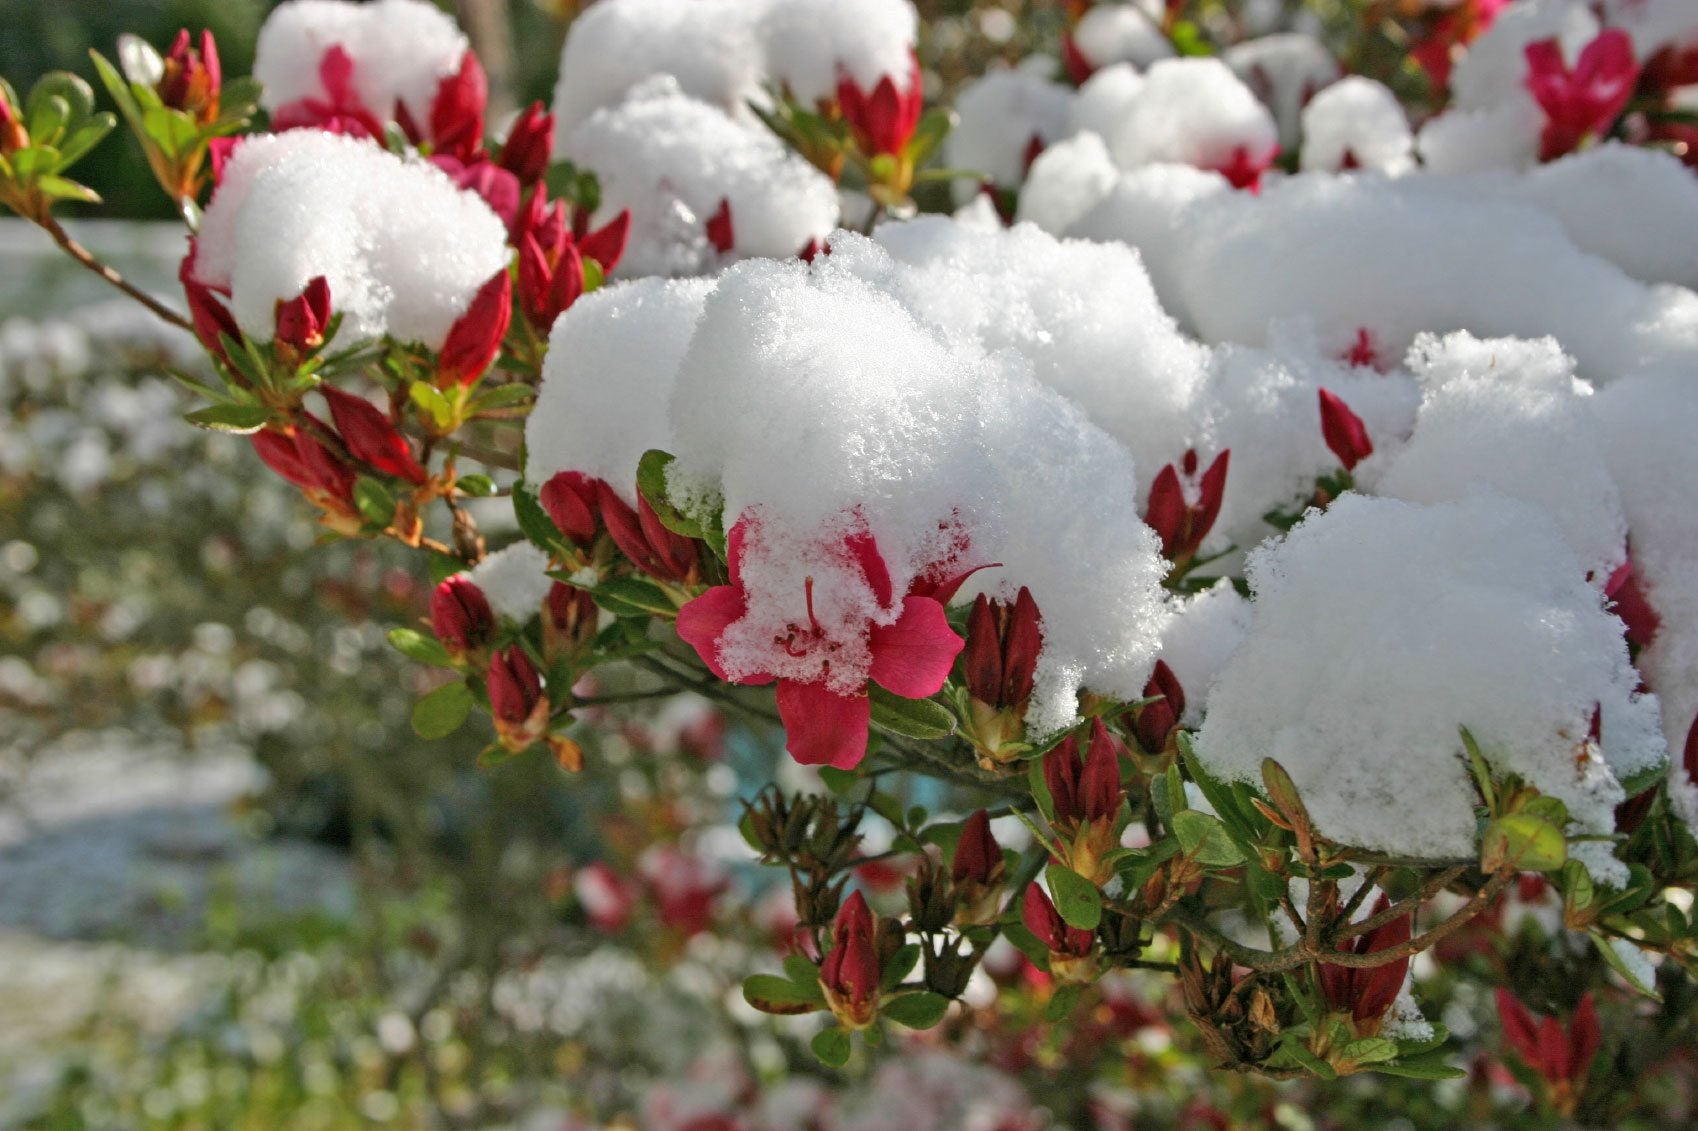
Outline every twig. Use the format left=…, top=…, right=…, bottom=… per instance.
left=39, top=215, right=194, bottom=333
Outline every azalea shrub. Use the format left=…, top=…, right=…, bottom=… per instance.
left=7, top=0, right=1698, bottom=1125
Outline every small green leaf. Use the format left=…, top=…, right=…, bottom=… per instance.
left=635, top=448, right=706, bottom=540
left=882, top=991, right=949, bottom=1030
left=411, top=681, right=473, bottom=739
left=410, top=381, right=454, bottom=429
left=868, top=685, right=956, bottom=740
left=742, top=974, right=825, bottom=1015
left=1374, top=1052, right=1467, bottom=1080
left=456, top=473, right=497, bottom=498
left=581, top=255, right=605, bottom=292
left=811, top=1027, right=852, bottom=1067
left=592, top=577, right=675, bottom=619
left=1044, top=983, right=1080, bottom=1022
left=1028, top=756, right=1056, bottom=824
left=387, top=627, right=453, bottom=667
left=1341, top=1037, right=1400, bottom=1066
left=783, top=954, right=820, bottom=986
left=1173, top=809, right=1247, bottom=867
left=353, top=476, right=397, bottom=528
left=184, top=403, right=272, bottom=433
left=513, top=481, right=562, bottom=549
left=1044, top=864, right=1102, bottom=931
left=880, top=943, right=920, bottom=991
left=1480, top=813, right=1566, bottom=874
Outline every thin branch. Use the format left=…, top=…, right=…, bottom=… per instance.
left=1332, top=865, right=1469, bottom=943
left=39, top=215, right=194, bottom=332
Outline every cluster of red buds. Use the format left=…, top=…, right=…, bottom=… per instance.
left=517, top=191, right=631, bottom=332
left=957, top=587, right=1041, bottom=764
left=540, top=470, right=702, bottom=587
left=1044, top=719, right=1127, bottom=885
left=1022, top=883, right=1097, bottom=983
left=1496, top=989, right=1601, bottom=1116
left=1144, top=448, right=1230, bottom=576
left=1316, top=895, right=1413, bottom=1038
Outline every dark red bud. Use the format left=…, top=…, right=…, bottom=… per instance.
left=1318, top=388, right=1373, bottom=471
left=705, top=197, right=735, bottom=254
left=1605, top=556, right=1661, bottom=652
left=1133, top=659, right=1185, bottom=753
left=432, top=574, right=495, bottom=657
left=497, top=102, right=554, bottom=185
left=438, top=269, right=511, bottom=387
left=1022, top=883, right=1092, bottom=957
left=1043, top=735, right=1081, bottom=825
left=1079, top=718, right=1124, bottom=824
left=274, top=275, right=332, bottom=355
left=429, top=49, right=487, bottom=163
left=579, top=209, right=631, bottom=275
left=951, top=809, right=1002, bottom=886
left=487, top=645, right=543, bottom=725
left=319, top=385, right=428, bottom=485
left=819, top=890, right=881, bottom=1026
left=540, top=470, right=600, bottom=548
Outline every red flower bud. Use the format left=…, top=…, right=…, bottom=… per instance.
left=179, top=248, right=241, bottom=362
left=160, top=29, right=221, bottom=124
left=1525, top=30, right=1638, bottom=162
left=837, top=53, right=924, bottom=159
left=498, top=102, right=554, bottom=185
left=1318, top=895, right=1411, bottom=1035
left=1131, top=659, right=1186, bottom=754
left=435, top=154, right=521, bottom=230
left=540, top=470, right=600, bottom=548
left=1213, top=144, right=1276, bottom=192
left=1043, top=719, right=1125, bottom=827
left=1318, top=388, right=1373, bottom=471
left=437, top=269, right=511, bottom=387
left=518, top=230, right=584, bottom=331
left=952, top=809, right=1003, bottom=886
left=961, top=587, right=1042, bottom=710
left=251, top=424, right=356, bottom=517
left=596, top=479, right=698, bottom=584
left=544, top=580, right=598, bottom=660
left=431, top=574, right=495, bottom=659
left=319, top=385, right=428, bottom=484
left=429, top=50, right=487, bottom=163
left=1144, top=448, right=1229, bottom=565
left=705, top=197, right=735, bottom=254
left=1685, top=712, right=1698, bottom=792
left=1604, top=555, right=1660, bottom=652
left=1021, top=883, right=1093, bottom=957
left=272, top=46, right=386, bottom=140
left=578, top=209, right=631, bottom=275
left=1061, top=34, right=1095, bottom=87
left=273, top=276, right=332, bottom=356
left=1496, top=988, right=1601, bottom=1087
left=819, top=890, right=881, bottom=1029
left=485, top=648, right=543, bottom=726
left=798, top=237, right=831, bottom=263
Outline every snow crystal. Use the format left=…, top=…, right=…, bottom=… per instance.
left=469, top=543, right=553, bottom=623
left=664, top=251, right=1169, bottom=732
left=1068, top=64, right=1144, bottom=146
left=561, top=77, right=839, bottom=277
left=1590, top=374, right=1698, bottom=823
left=549, top=0, right=768, bottom=139
left=1377, top=332, right=1628, bottom=580
left=1071, top=4, right=1173, bottom=71
left=760, top=0, right=918, bottom=106
left=1155, top=582, right=1252, bottom=726
left=193, top=131, right=510, bottom=348
left=858, top=218, right=1209, bottom=500
left=943, top=69, right=1073, bottom=200
left=1104, top=57, right=1278, bottom=176
left=526, top=276, right=715, bottom=503
left=1016, top=131, right=1120, bottom=236
left=1065, top=164, right=1231, bottom=318
left=1222, top=33, right=1340, bottom=152
left=1298, top=77, right=1414, bottom=175
left=1171, top=174, right=1698, bottom=379
left=1195, top=492, right=1664, bottom=884
left=254, top=0, right=468, bottom=125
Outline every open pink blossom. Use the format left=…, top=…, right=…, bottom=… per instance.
left=676, top=516, right=964, bottom=770
left=1524, top=29, right=1639, bottom=162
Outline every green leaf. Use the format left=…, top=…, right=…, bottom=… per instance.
left=783, top=954, right=820, bottom=986
left=1044, top=983, right=1080, bottom=1022
left=1027, top=756, right=1057, bottom=824
left=467, top=381, right=535, bottom=413
left=512, top=481, right=561, bottom=549
left=141, top=103, right=198, bottom=159
left=904, top=106, right=956, bottom=167
left=592, top=577, right=675, bottom=619
left=635, top=448, right=705, bottom=540
left=1593, top=933, right=1661, bottom=999
left=1480, top=813, right=1566, bottom=874
left=1275, top=1034, right=1337, bottom=1080
left=818, top=766, right=858, bottom=794
left=35, top=174, right=102, bottom=204
left=742, top=974, right=825, bottom=1015
left=581, top=255, right=605, bottom=293
left=1173, top=809, right=1247, bottom=867
left=353, top=476, right=397, bottom=528
left=1044, top=864, right=1102, bottom=931
left=387, top=627, right=453, bottom=667
left=456, top=473, right=497, bottom=498
left=184, top=403, right=272, bottom=433
left=28, top=71, right=94, bottom=127
left=1341, top=1037, right=1400, bottom=1066
left=411, top=681, right=473, bottom=740
left=882, top=991, right=949, bottom=1030
left=867, top=685, right=956, bottom=740
left=1374, top=1052, right=1467, bottom=1080
left=49, top=113, right=114, bottom=168
left=811, top=1027, right=851, bottom=1067
left=410, top=381, right=454, bottom=429
left=26, top=94, right=69, bottom=147
left=880, top=943, right=920, bottom=992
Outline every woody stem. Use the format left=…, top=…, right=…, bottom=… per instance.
left=39, top=215, right=195, bottom=333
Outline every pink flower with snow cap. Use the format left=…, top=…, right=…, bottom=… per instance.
left=676, top=514, right=965, bottom=770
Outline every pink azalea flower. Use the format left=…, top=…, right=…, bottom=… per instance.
left=271, top=46, right=386, bottom=139
left=676, top=516, right=964, bottom=770
left=1524, top=29, right=1640, bottom=162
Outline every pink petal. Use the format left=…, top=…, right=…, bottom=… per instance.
left=844, top=527, right=893, bottom=608
left=775, top=679, right=870, bottom=769
left=675, top=586, right=750, bottom=681
left=867, top=596, right=964, bottom=699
